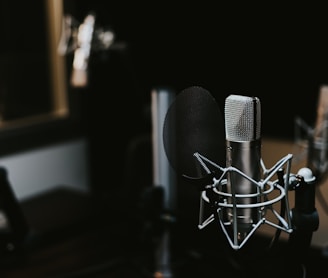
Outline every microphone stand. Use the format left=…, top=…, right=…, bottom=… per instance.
left=139, top=185, right=175, bottom=278
left=288, top=167, right=319, bottom=276
left=153, top=197, right=176, bottom=278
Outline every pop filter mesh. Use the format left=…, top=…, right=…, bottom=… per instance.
left=163, top=86, right=225, bottom=178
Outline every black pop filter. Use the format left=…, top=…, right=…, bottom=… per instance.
left=162, top=86, right=225, bottom=180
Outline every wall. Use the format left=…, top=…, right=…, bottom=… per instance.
left=0, top=137, right=90, bottom=201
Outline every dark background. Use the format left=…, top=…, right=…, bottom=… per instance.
left=1, top=2, right=328, bottom=277
left=61, top=2, right=328, bottom=197
left=65, top=1, right=328, bottom=141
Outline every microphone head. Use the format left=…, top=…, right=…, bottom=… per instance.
left=225, top=95, right=261, bottom=142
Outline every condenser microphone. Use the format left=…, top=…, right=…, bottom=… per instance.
left=163, top=88, right=297, bottom=252
left=308, top=85, right=328, bottom=181
left=225, top=94, right=262, bottom=242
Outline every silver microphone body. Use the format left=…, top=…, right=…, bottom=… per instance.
left=225, top=95, right=261, bottom=240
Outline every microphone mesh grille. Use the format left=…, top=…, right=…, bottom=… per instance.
left=225, top=95, right=261, bottom=141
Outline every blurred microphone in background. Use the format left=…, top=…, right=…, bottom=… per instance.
left=57, top=12, right=117, bottom=88
left=70, top=12, right=95, bottom=87
left=307, top=85, right=328, bottom=182
left=151, top=87, right=177, bottom=278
